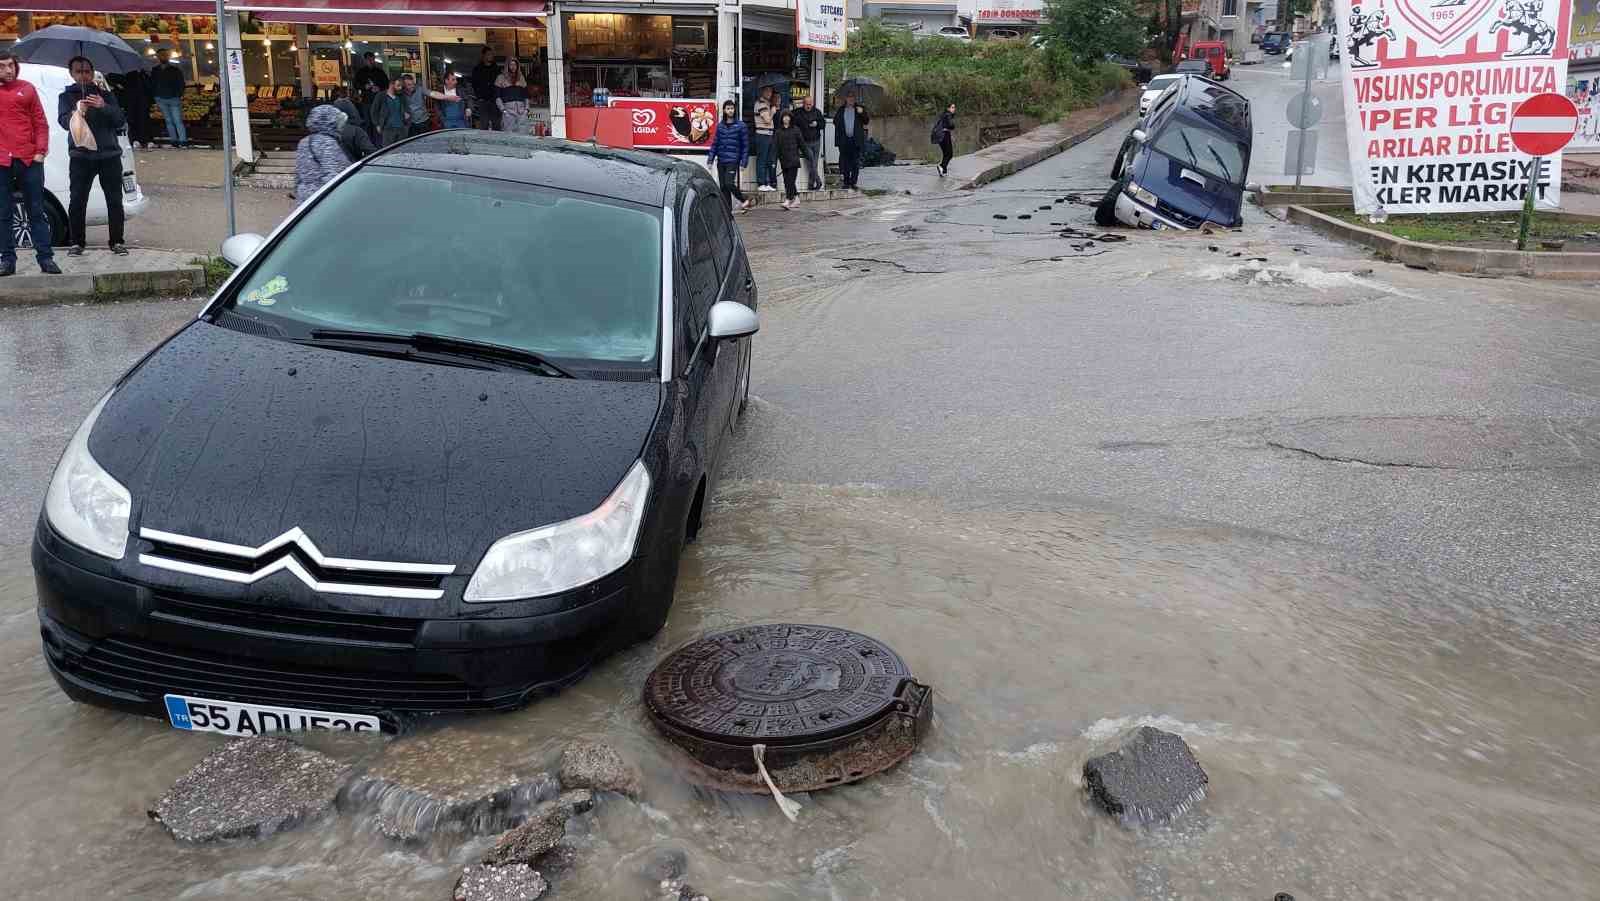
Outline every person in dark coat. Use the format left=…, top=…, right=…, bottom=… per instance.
left=705, top=100, right=751, bottom=214
left=109, top=68, right=152, bottom=148
left=832, top=91, right=869, bottom=190
left=932, top=102, right=956, bottom=176
left=332, top=97, right=374, bottom=161
left=469, top=46, right=501, bottom=131
left=150, top=49, right=187, bottom=147
left=773, top=108, right=805, bottom=210
left=793, top=95, right=826, bottom=190
left=58, top=57, right=128, bottom=255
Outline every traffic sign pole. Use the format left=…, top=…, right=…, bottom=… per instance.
left=1518, top=157, right=1540, bottom=251
left=1507, top=93, right=1579, bottom=253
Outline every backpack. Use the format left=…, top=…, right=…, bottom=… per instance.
left=930, top=122, right=943, bottom=145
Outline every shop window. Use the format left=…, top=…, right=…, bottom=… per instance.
left=187, top=39, right=219, bottom=80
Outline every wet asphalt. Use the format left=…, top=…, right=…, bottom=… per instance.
left=3, top=74, right=1598, bottom=636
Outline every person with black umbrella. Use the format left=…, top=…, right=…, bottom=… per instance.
left=58, top=55, right=128, bottom=256
left=833, top=90, right=869, bottom=190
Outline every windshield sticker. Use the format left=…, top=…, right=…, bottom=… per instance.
left=243, top=276, right=289, bottom=307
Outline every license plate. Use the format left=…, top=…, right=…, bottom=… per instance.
left=122, top=175, right=137, bottom=195
left=1150, top=220, right=1167, bottom=230
left=164, top=694, right=380, bottom=736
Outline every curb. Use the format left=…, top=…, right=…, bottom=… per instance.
left=1286, top=205, right=1600, bottom=280
left=954, top=92, right=1139, bottom=191
left=0, top=265, right=207, bottom=306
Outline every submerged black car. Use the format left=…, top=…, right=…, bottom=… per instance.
left=33, top=132, right=759, bottom=733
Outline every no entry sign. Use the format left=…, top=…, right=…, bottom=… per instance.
left=1510, top=93, right=1580, bottom=157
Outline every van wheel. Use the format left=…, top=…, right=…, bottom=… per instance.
left=1110, top=139, right=1132, bottom=179
left=1095, top=179, right=1123, bottom=227
left=8, top=194, right=67, bottom=250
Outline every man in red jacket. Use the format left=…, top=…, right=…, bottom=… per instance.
left=0, top=50, right=59, bottom=276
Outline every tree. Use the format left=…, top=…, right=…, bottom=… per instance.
left=1041, top=0, right=1148, bottom=64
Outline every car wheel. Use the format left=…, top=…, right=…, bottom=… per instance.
left=1095, top=179, right=1123, bottom=227
left=1110, top=138, right=1132, bottom=180
left=9, top=194, right=67, bottom=250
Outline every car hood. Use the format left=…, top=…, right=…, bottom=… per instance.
left=1138, top=149, right=1243, bottom=227
left=90, top=322, right=662, bottom=568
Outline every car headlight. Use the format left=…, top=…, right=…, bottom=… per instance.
left=464, top=460, right=651, bottom=602
left=43, top=392, right=131, bottom=560
left=1125, top=180, right=1159, bottom=207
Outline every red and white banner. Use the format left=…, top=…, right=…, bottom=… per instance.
left=605, top=98, right=719, bottom=151
left=797, top=0, right=848, bottom=52
left=974, top=0, right=1043, bottom=24
left=1335, top=0, right=1573, bottom=213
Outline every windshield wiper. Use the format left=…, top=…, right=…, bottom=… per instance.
left=303, top=328, right=574, bottom=378
left=1205, top=145, right=1234, bottom=182
left=1177, top=131, right=1202, bottom=168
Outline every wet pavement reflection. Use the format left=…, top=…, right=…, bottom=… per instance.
left=3, top=482, right=1596, bottom=899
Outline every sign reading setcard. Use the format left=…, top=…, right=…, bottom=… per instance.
left=1335, top=0, right=1574, bottom=213
left=606, top=98, right=719, bottom=151
left=797, top=0, right=848, bottom=52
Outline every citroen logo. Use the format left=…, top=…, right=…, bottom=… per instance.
left=137, top=526, right=455, bottom=600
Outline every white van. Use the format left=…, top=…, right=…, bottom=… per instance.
left=8, top=62, right=147, bottom=251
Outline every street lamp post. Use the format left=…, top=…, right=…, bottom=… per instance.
left=214, top=0, right=236, bottom=237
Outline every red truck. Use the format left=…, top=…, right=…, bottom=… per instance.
left=1186, top=41, right=1230, bottom=80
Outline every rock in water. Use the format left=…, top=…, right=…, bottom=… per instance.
left=559, top=741, right=643, bottom=798
left=480, top=790, right=594, bottom=867
left=655, top=878, right=711, bottom=901
left=149, top=737, right=350, bottom=842
left=452, top=863, right=548, bottom=901
left=1082, top=726, right=1208, bottom=827
left=341, top=729, right=559, bottom=841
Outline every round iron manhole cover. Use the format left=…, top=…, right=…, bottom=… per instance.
left=645, top=624, right=910, bottom=744
left=643, top=624, right=933, bottom=790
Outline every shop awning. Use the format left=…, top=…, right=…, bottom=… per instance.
left=225, top=0, right=546, bottom=27
left=2, top=0, right=217, bottom=12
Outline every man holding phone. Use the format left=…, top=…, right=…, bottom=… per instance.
left=58, top=55, right=128, bottom=255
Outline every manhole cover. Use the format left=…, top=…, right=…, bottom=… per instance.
left=643, top=624, right=933, bottom=792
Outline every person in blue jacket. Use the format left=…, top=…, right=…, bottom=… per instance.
left=706, top=99, right=752, bottom=214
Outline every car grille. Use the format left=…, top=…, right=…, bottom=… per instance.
left=74, top=636, right=487, bottom=713
left=152, top=594, right=421, bottom=648
left=1155, top=198, right=1207, bottom=229
left=138, top=526, right=454, bottom=600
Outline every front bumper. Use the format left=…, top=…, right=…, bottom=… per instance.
left=33, top=525, right=648, bottom=727
left=1114, top=190, right=1191, bottom=231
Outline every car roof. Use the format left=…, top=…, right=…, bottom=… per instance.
left=367, top=131, right=693, bottom=207
left=1170, top=76, right=1251, bottom=136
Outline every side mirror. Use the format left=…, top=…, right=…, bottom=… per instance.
left=220, top=232, right=266, bottom=268
left=707, top=300, right=759, bottom=340
left=1131, top=128, right=1149, bottom=144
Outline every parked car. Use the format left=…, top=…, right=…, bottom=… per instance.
left=1105, top=53, right=1154, bottom=84
left=1099, top=75, right=1252, bottom=231
left=1261, top=31, right=1292, bottom=54
left=1174, top=59, right=1211, bottom=76
left=931, top=25, right=971, bottom=41
left=9, top=62, right=146, bottom=252
left=1138, top=73, right=1183, bottom=116
left=1186, top=40, right=1230, bottom=79
left=33, top=133, right=760, bottom=733
left=986, top=28, right=1024, bottom=40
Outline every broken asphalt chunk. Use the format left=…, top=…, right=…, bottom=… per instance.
left=559, top=741, right=643, bottom=798
left=1082, top=726, right=1208, bottom=827
left=149, top=737, right=351, bottom=842
left=453, top=863, right=549, bottom=901
left=480, top=790, right=594, bottom=867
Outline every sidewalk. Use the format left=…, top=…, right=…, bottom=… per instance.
left=1, top=249, right=204, bottom=305
left=859, top=91, right=1137, bottom=196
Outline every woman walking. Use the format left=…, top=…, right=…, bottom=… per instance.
left=429, top=71, right=470, bottom=129
left=706, top=100, right=752, bottom=214
left=294, top=104, right=352, bottom=205
left=773, top=109, right=805, bottom=210
left=495, top=58, right=530, bottom=135
left=932, top=102, right=956, bottom=176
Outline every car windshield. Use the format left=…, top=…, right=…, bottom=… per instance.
left=1151, top=121, right=1248, bottom=184
left=221, top=169, right=662, bottom=370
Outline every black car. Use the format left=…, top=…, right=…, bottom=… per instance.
left=33, top=132, right=759, bottom=733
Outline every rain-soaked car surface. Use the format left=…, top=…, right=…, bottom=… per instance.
left=1099, top=75, right=1251, bottom=232
left=31, top=132, right=760, bottom=733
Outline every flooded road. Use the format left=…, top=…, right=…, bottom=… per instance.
left=4, top=483, right=1597, bottom=899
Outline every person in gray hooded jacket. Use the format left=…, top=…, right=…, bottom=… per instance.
left=295, top=104, right=351, bottom=205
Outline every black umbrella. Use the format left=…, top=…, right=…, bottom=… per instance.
left=834, top=76, right=887, bottom=107
left=753, top=71, right=791, bottom=91
left=11, top=25, right=146, bottom=75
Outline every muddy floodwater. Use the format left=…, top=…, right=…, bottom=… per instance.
left=2, top=483, right=1598, bottom=899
